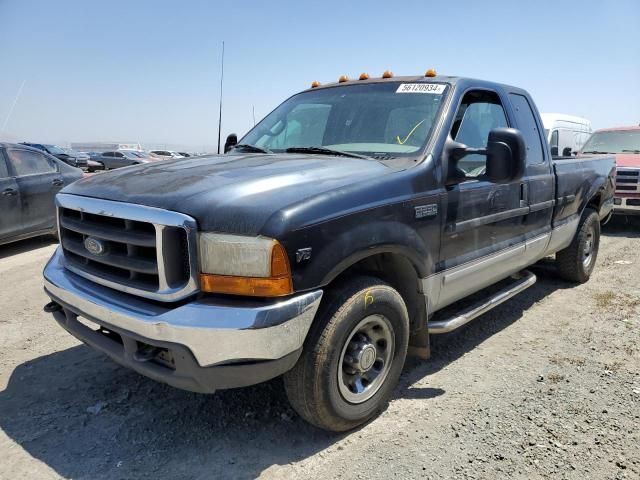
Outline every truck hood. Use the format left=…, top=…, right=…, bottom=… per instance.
left=63, top=153, right=393, bottom=234
left=615, top=153, right=640, bottom=168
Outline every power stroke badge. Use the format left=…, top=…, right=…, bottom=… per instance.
left=414, top=204, right=438, bottom=219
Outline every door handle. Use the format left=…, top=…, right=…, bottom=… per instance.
left=52, top=179, right=64, bottom=187
left=2, top=188, right=17, bottom=196
left=519, top=183, right=529, bottom=208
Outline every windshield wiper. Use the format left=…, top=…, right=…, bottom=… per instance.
left=582, top=150, right=612, bottom=154
left=622, top=149, right=640, bottom=153
left=232, top=144, right=272, bottom=154
left=285, top=146, right=369, bottom=159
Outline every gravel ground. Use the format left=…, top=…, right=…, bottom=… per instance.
left=0, top=218, right=638, bottom=480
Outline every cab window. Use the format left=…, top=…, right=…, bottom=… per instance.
left=6, top=149, right=56, bottom=176
left=450, top=90, right=508, bottom=176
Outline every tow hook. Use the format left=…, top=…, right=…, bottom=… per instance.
left=134, top=344, right=163, bottom=362
left=43, top=301, right=62, bottom=313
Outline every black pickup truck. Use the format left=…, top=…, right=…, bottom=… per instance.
left=43, top=73, right=615, bottom=432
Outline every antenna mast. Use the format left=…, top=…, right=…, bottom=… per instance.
left=217, top=41, right=225, bottom=154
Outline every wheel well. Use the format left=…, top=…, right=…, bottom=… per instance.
left=324, top=252, right=427, bottom=332
left=587, top=193, right=601, bottom=212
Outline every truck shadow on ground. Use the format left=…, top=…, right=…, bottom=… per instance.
left=601, top=216, right=640, bottom=239
left=0, top=268, right=570, bottom=479
left=0, top=236, right=57, bottom=260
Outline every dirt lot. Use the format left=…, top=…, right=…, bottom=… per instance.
left=0, top=218, right=638, bottom=480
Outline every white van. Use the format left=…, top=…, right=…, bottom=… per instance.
left=541, top=113, right=592, bottom=157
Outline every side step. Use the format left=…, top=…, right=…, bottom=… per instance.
left=428, top=270, right=537, bottom=334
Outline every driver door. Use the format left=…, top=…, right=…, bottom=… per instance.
left=436, top=89, right=528, bottom=309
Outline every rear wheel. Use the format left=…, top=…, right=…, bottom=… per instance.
left=556, top=208, right=600, bottom=283
left=284, top=276, right=409, bottom=432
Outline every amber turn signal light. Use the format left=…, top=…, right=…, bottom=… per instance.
left=311, top=80, right=321, bottom=88
left=200, top=241, right=293, bottom=297
left=338, top=74, right=349, bottom=83
left=425, top=69, right=437, bottom=77
left=200, top=274, right=293, bottom=297
left=382, top=70, right=393, bottom=78
left=359, top=72, right=369, bottom=80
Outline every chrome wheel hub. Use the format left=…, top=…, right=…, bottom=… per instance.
left=582, top=225, right=595, bottom=268
left=338, top=315, right=395, bottom=404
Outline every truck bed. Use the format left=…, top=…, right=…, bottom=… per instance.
left=552, top=155, right=616, bottom=227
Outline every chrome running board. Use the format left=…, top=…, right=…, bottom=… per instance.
left=428, top=270, right=537, bottom=334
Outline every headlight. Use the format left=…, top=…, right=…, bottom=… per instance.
left=198, top=233, right=292, bottom=297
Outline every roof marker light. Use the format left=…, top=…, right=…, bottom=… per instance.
left=425, top=69, right=437, bottom=77
left=311, top=80, right=321, bottom=88
left=359, top=72, right=369, bottom=80
left=338, top=74, right=349, bottom=83
left=382, top=70, right=394, bottom=79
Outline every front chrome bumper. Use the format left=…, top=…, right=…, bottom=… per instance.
left=43, top=247, right=322, bottom=369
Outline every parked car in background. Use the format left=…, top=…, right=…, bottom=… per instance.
left=580, top=126, right=640, bottom=216
left=150, top=150, right=184, bottom=159
left=541, top=114, right=592, bottom=157
left=0, top=143, right=82, bottom=246
left=81, top=153, right=106, bottom=173
left=92, top=150, right=152, bottom=170
left=177, top=152, right=191, bottom=157
left=20, top=143, right=89, bottom=170
left=120, top=150, right=158, bottom=161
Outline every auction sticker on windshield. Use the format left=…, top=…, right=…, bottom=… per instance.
left=396, top=83, right=446, bottom=94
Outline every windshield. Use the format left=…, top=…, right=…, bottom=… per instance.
left=45, top=144, right=66, bottom=155
left=240, top=82, right=448, bottom=158
left=581, top=130, right=640, bottom=154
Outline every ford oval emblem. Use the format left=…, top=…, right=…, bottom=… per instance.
left=84, top=237, right=106, bottom=256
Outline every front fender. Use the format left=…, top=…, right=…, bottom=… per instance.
left=288, top=218, right=437, bottom=291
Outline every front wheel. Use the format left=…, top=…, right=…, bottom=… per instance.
left=556, top=208, right=600, bottom=283
left=284, top=276, right=409, bottom=432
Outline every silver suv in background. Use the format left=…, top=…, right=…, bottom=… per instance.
left=91, top=150, right=152, bottom=170
left=150, top=150, right=185, bottom=159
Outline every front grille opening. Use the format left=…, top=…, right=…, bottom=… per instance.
left=161, top=227, right=190, bottom=288
left=58, top=202, right=195, bottom=300
left=65, top=250, right=160, bottom=290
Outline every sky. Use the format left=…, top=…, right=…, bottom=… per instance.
left=0, top=0, right=638, bottom=152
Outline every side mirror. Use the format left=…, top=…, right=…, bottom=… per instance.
left=550, top=146, right=558, bottom=157
left=224, top=133, right=238, bottom=153
left=562, top=147, right=572, bottom=156
left=444, top=127, right=526, bottom=185
left=485, top=128, right=526, bottom=183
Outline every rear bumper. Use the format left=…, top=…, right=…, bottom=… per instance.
left=613, top=196, right=640, bottom=215
left=43, top=247, right=322, bottom=392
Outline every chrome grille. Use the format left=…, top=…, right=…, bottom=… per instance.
left=56, top=194, right=199, bottom=302
left=615, top=168, right=640, bottom=193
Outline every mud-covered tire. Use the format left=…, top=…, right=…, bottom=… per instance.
left=556, top=208, right=600, bottom=283
left=283, top=276, right=409, bottom=432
